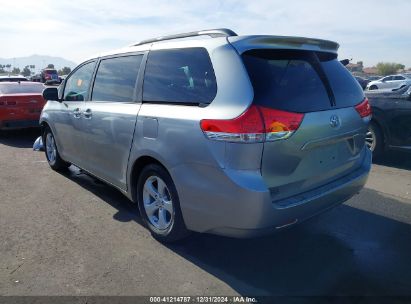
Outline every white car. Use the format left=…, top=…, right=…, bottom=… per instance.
left=0, top=75, right=28, bottom=82
left=366, top=74, right=411, bottom=91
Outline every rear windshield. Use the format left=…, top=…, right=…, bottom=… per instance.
left=0, top=78, right=28, bottom=82
left=0, top=83, right=44, bottom=94
left=320, top=58, right=364, bottom=107
left=242, top=49, right=364, bottom=112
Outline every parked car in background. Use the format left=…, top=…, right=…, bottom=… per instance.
left=40, top=28, right=371, bottom=242
left=59, top=75, right=68, bottom=83
left=355, top=76, right=370, bottom=90
left=44, top=80, right=61, bottom=86
left=30, top=74, right=42, bottom=82
left=367, top=75, right=383, bottom=81
left=41, top=69, right=59, bottom=83
left=0, top=75, right=28, bottom=82
left=365, top=85, right=411, bottom=157
left=0, top=82, right=45, bottom=129
left=366, top=74, right=411, bottom=90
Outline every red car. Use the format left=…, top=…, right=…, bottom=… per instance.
left=0, top=82, right=46, bottom=129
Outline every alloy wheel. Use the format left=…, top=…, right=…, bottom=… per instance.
left=365, top=128, right=376, bottom=151
left=143, top=176, right=174, bottom=230
left=45, top=133, right=57, bottom=163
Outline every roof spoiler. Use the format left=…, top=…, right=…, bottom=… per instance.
left=130, top=28, right=238, bottom=46
left=228, top=35, right=340, bottom=54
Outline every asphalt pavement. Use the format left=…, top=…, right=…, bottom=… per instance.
left=0, top=129, right=411, bottom=297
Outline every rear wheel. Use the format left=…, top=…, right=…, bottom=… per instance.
left=369, top=85, right=378, bottom=90
left=366, top=121, right=384, bottom=158
left=137, top=164, right=189, bottom=242
left=43, top=127, right=70, bottom=171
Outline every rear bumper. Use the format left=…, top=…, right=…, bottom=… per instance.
left=213, top=159, right=370, bottom=238
left=0, top=119, right=40, bottom=130
left=172, top=148, right=372, bottom=238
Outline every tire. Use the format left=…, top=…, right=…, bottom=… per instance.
left=366, top=121, right=384, bottom=158
left=137, top=163, right=190, bottom=242
left=369, top=85, right=378, bottom=90
left=43, top=127, right=71, bottom=171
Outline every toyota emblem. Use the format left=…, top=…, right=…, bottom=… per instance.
left=330, top=115, right=341, bottom=128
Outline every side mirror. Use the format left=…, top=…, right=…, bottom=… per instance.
left=42, top=87, right=61, bottom=102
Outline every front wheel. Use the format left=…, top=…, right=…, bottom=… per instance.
left=43, top=127, right=71, bottom=171
left=369, top=85, right=378, bottom=90
left=137, top=164, right=189, bottom=242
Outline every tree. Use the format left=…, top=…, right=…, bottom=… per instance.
left=12, top=67, right=20, bottom=74
left=47, top=64, right=55, bottom=69
left=376, top=62, right=405, bottom=76
left=22, top=66, right=31, bottom=77
left=58, top=66, right=71, bottom=75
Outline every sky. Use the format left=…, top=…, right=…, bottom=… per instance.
left=2, top=0, right=411, bottom=68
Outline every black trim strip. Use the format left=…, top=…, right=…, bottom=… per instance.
left=308, top=52, right=336, bottom=107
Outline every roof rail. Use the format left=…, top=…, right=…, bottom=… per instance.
left=131, top=28, right=238, bottom=46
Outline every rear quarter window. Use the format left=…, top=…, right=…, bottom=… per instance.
left=143, top=48, right=217, bottom=105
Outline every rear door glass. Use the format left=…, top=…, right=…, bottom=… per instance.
left=91, top=55, right=143, bottom=102
left=143, top=48, right=217, bottom=105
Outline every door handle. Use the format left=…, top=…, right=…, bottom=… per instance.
left=73, top=108, right=81, bottom=119
left=83, top=108, right=92, bottom=119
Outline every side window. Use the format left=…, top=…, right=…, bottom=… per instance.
left=143, top=48, right=217, bottom=105
left=383, top=76, right=393, bottom=82
left=394, top=76, right=405, bottom=80
left=63, top=61, right=96, bottom=101
left=91, top=55, right=143, bottom=102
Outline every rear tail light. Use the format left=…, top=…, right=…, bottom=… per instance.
left=355, top=98, right=372, bottom=118
left=260, top=107, right=304, bottom=142
left=200, top=105, right=304, bottom=143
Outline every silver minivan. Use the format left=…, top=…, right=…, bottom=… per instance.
left=41, top=29, right=372, bottom=242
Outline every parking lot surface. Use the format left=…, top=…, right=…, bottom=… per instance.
left=1, top=129, right=411, bottom=296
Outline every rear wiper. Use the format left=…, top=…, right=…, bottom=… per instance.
left=310, top=53, right=336, bottom=106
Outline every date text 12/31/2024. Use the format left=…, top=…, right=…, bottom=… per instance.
left=149, top=296, right=258, bottom=303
